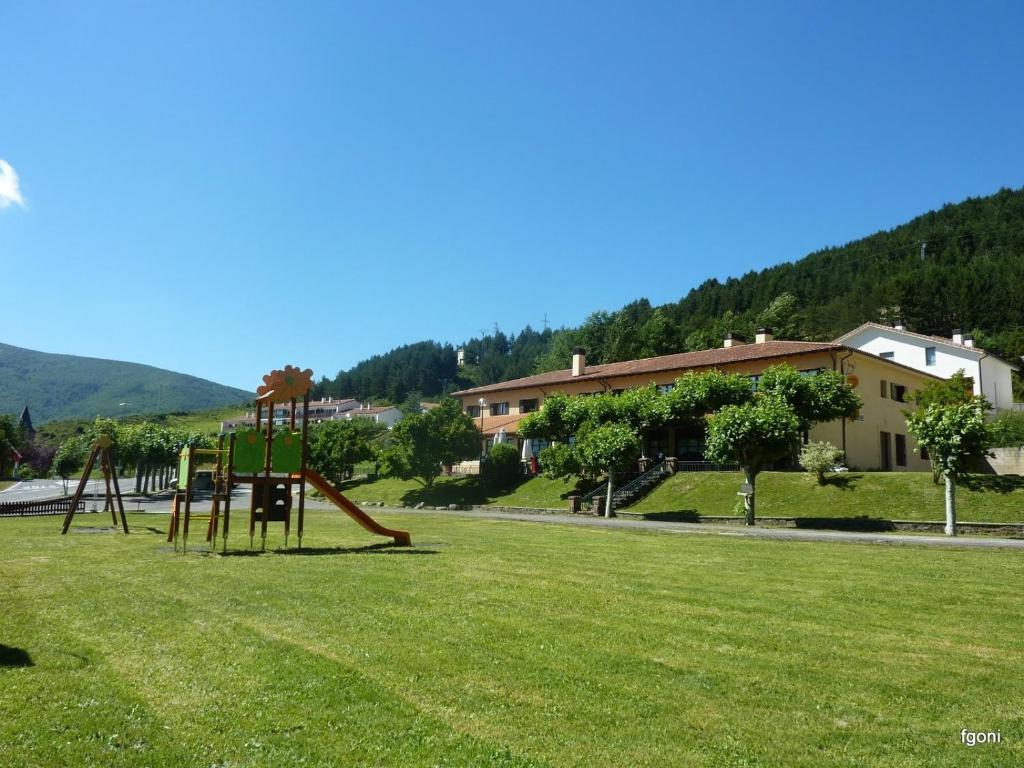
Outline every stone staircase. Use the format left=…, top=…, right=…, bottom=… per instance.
left=580, top=460, right=673, bottom=513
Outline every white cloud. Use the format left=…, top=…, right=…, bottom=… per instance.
left=0, top=159, right=26, bottom=208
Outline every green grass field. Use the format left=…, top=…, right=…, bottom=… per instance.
left=2, top=511, right=1021, bottom=766
left=340, top=471, right=1024, bottom=524
left=629, top=471, right=1024, bottom=523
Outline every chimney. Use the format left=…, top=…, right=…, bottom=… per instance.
left=952, top=328, right=964, bottom=345
left=723, top=332, right=747, bottom=349
left=572, top=347, right=586, bottom=377
left=963, top=334, right=975, bottom=348
left=755, top=327, right=774, bottom=344
left=893, top=320, right=907, bottom=332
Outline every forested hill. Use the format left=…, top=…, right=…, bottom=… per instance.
left=314, top=186, right=1024, bottom=403
left=0, top=343, right=252, bottom=423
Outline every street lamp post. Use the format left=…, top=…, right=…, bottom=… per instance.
left=478, top=397, right=487, bottom=463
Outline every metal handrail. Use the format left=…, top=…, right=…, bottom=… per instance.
left=612, top=460, right=669, bottom=501
left=581, top=482, right=608, bottom=505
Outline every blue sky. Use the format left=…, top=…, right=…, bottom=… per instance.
left=2, top=1, right=1022, bottom=390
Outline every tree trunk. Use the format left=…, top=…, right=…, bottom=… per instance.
left=944, top=473, right=957, bottom=536
left=744, top=469, right=756, bottom=526
left=142, top=464, right=151, bottom=494
left=604, top=468, right=615, bottom=518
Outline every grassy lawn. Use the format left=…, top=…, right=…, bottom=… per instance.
left=2, top=511, right=1022, bottom=766
left=0, top=480, right=13, bottom=491
left=628, top=471, right=1024, bottom=524
left=338, top=474, right=587, bottom=509
left=337, top=471, right=1024, bottom=525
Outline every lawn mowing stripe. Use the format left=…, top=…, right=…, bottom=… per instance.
left=2, top=511, right=1022, bottom=766
left=0, top=591, right=195, bottom=766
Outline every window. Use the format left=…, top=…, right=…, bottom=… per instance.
left=677, top=437, right=705, bottom=461
left=880, top=379, right=888, bottom=398
left=920, top=446, right=930, bottom=461
left=925, top=346, right=936, bottom=366
left=657, top=383, right=675, bottom=394
left=890, top=383, right=907, bottom=403
left=895, top=434, right=907, bottom=467
left=880, top=351, right=894, bottom=360
left=523, top=438, right=549, bottom=457
left=490, top=402, right=509, bottom=416
left=466, top=405, right=481, bottom=418
left=799, top=368, right=825, bottom=377
left=519, top=398, right=539, bottom=413
left=749, top=375, right=760, bottom=392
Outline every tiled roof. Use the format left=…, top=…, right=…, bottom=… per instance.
left=452, top=341, right=839, bottom=397
left=834, top=322, right=987, bottom=352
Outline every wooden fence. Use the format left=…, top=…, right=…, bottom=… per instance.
left=0, top=497, right=87, bottom=518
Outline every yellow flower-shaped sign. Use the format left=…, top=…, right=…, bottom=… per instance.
left=256, top=365, right=314, bottom=401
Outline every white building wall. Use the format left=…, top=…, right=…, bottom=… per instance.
left=979, top=355, right=1015, bottom=411
left=844, top=329, right=980, bottom=386
left=842, top=327, right=1017, bottom=411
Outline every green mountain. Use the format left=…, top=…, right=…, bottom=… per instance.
left=318, top=186, right=1024, bottom=402
left=0, top=343, right=252, bottom=424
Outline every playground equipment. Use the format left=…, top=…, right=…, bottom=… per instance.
left=167, top=365, right=411, bottom=552
left=60, top=434, right=129, bottom=535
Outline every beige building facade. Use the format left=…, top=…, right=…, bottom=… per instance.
left=453, top=332, right=940, bottom=472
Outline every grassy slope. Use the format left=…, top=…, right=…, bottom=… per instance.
left=159, top=405, right=246, bottom=435
left=341, top=471, right=1024, bottom=524
left=629, top=471, right=1024, bottom=524
left=0, top=342, right=251, bottom=423
left=1, top=512, right=1022, bottom=766
left=339, top=474, right=586, bottom=509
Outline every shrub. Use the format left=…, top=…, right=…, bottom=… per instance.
left=537, top=443, right=581, bottom=480
left=989, top=411, right=1024, bottom=448
left=482, top=443, right=521, bottom=488
left=798, top=441, right=844, bottom=485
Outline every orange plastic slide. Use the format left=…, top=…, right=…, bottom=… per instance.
left=304, top=468, right=411, bottom=546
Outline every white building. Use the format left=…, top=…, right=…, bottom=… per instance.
left=344, top=404, right=403, bottom=428
left=221, top=397, right=370, bottom=430
left=835, top=322, right=1019, bottom=411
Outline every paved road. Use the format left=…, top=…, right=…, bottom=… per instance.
left=0, top=478, right=250, bottom=513
left=366, top=507, right=1024, bottom=550
left=0, top=478, right=104, bottom=501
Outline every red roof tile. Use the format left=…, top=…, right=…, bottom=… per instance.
left=452, top=341, right=839, bottom=397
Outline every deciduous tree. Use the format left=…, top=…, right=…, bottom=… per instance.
left=379, top=399, right=479, bottom=487
left=308, top=420, right=376, bottom=486
left=705, top=399, right=801, bottom=524
left=906, top=398, right=992, bottom=535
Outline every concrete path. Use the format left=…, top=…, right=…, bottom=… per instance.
left=360, top=506, right=1024, bottom=550
left=94, top=495, right=1024, bottom=550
